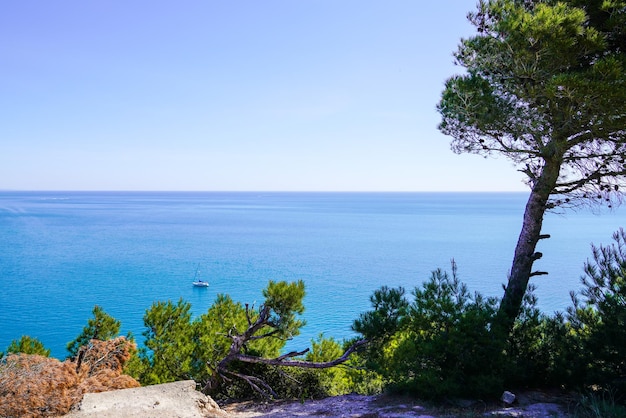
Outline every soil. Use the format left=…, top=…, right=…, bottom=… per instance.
left=64, top=381, right=573, bottom=417
left=221, top=390, right=571, bottom=417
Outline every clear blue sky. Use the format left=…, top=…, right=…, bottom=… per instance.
left=1, top=1, right=527, bottom=192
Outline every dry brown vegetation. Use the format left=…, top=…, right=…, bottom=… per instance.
left=0, top=337, right=139, bottom=418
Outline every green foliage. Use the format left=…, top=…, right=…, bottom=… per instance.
left=338, top=344, right=384, bottom=396
left=566, top=228, right=626, bottom=390
left=6, top=335, right=51, bottom=357
left=403, top=266, right=502, bottom=398
left=194, top=294, right=249, bottom=372
left=303, top=334, right=380, bottom=397
left=214, top=362, right=327, bottom=401
left=439, top=0, right=626, bottom=183
left=129, top=298, right=196, bottom=385
left=195, top=293, right=284, bottom=380
left=573, top=389, right=626, bottom=418
left=352, top=230, right=626, bottom=399
left=353, top=286, right=408, bottom=342
left=439, top=0, right=626, bottom=349
left=354, top=263, right=504, bottom=399
left=128, top=280, right=371, bottom=399
left=304, top=334, right=346, bottom=396
left=129, top=281, right=312, bottom=396
left=217, top=334, right=382, bottom=401
left=66, top=305, right=121, bottom=359
left=352, top=285, right=410, bottom=381
left=505, top=286, right=572, bottom=387
left=262, top=280, right=306, bottom=339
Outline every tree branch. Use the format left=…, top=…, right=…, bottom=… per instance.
left=223, top=369, right=277, bottom=399
left=276, top=348, right=310, bottom=361
left=230, top=339, right=367, bottom=369
left=202, top=281, right=366, bottom=398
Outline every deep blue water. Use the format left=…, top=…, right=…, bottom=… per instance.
left=0, top=191, right=623, bottom=359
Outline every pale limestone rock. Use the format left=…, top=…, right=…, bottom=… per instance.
left=65, top=380, right=227, bottom=418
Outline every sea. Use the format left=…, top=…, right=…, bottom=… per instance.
left=0, top=191, right=623, bottom=359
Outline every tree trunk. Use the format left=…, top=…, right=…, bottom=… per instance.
left=496, top=158, right=561, bottom=334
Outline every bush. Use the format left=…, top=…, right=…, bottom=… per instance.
left=304, top=334, right=383, bottom=397
left=354, top=262, right=504, bottom=399
left=126, top=298, right=197, bottom=385
left=353, top=262, right=595, bottom=399
left=352, top=285, right=409, bottom=381
left=129, top=281, right=353, bottom=399
left=0, top=337, right=138, bottom=418
left=572, top=389, right=626, bottom=418
left=6, top=336, right=51, bottom=357
left=505, top=286, right=572, bottom=388
left=403, top=265, right=502, bottom=398
left=66, top=305, right=121, bottom=359
left=0, top=354, right=81, bottom=417
left=566, top=228, right=626, bottom=391
left=213, top=362, right=328, bottom=401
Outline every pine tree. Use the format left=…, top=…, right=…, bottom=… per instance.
left=438, top=0, right=626, bottom=332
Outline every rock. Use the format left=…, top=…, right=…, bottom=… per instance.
left=501, top=390, right=516, bottom=405
left=65, top=380, right=228, bottom=418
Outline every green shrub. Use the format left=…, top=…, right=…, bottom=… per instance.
left=302, top=334, right=383, bottom=397
left=129, top=281, right=358, bottom=400
left=6, top=335, right=51, bottom=357
left=567, top=228, right=626, bottom=391
left=352, top=285, right=409, bottom=380
left=129, top=298, right=197, bottom=385
left=404, top=265, right=502, bottom=398
left=505, top=286, right=572, bottom=388
left=572, top=389, right=626, bottom=418
left=354, top=262, right=504, bottom=399
left=66, top=305, right=121, bottom=359
left=352, top=231, right=626, bottom=400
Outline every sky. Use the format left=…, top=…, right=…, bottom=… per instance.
left=0, top=1, right=528, bottom=192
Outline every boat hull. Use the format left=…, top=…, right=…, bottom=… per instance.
left=192, top=281, right=209, bottom=287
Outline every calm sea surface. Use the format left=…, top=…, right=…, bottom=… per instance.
left=0, top=191, right=623, bottom=358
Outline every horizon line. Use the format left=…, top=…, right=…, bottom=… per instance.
left=0, top=189, right=530, bottom=194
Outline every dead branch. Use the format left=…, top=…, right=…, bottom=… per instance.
left=531, top=252, right=543, bottom=261
left=223, top=369, right=277, bottom=399
left=277, top=349, right=310, bottom=361
left=202, top=297, right=368, bottom=397
left=204, top=338, right=367, bottom=398
left=230, top=339, right=367, bottom=369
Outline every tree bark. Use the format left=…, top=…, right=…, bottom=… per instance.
left=497, top=158, right=561, bottom=334
left=228, top=339, right=367, bottom=369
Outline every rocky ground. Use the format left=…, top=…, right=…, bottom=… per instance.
left=65, top=380, right=573, bottom=417
left=222, top=392, right=570, bottom=417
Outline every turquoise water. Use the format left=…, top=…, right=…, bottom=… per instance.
left=0, top=191, right=623, bottom=359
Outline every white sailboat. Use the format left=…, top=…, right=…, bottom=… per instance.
left=192, top=264, right=209, bottom=287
